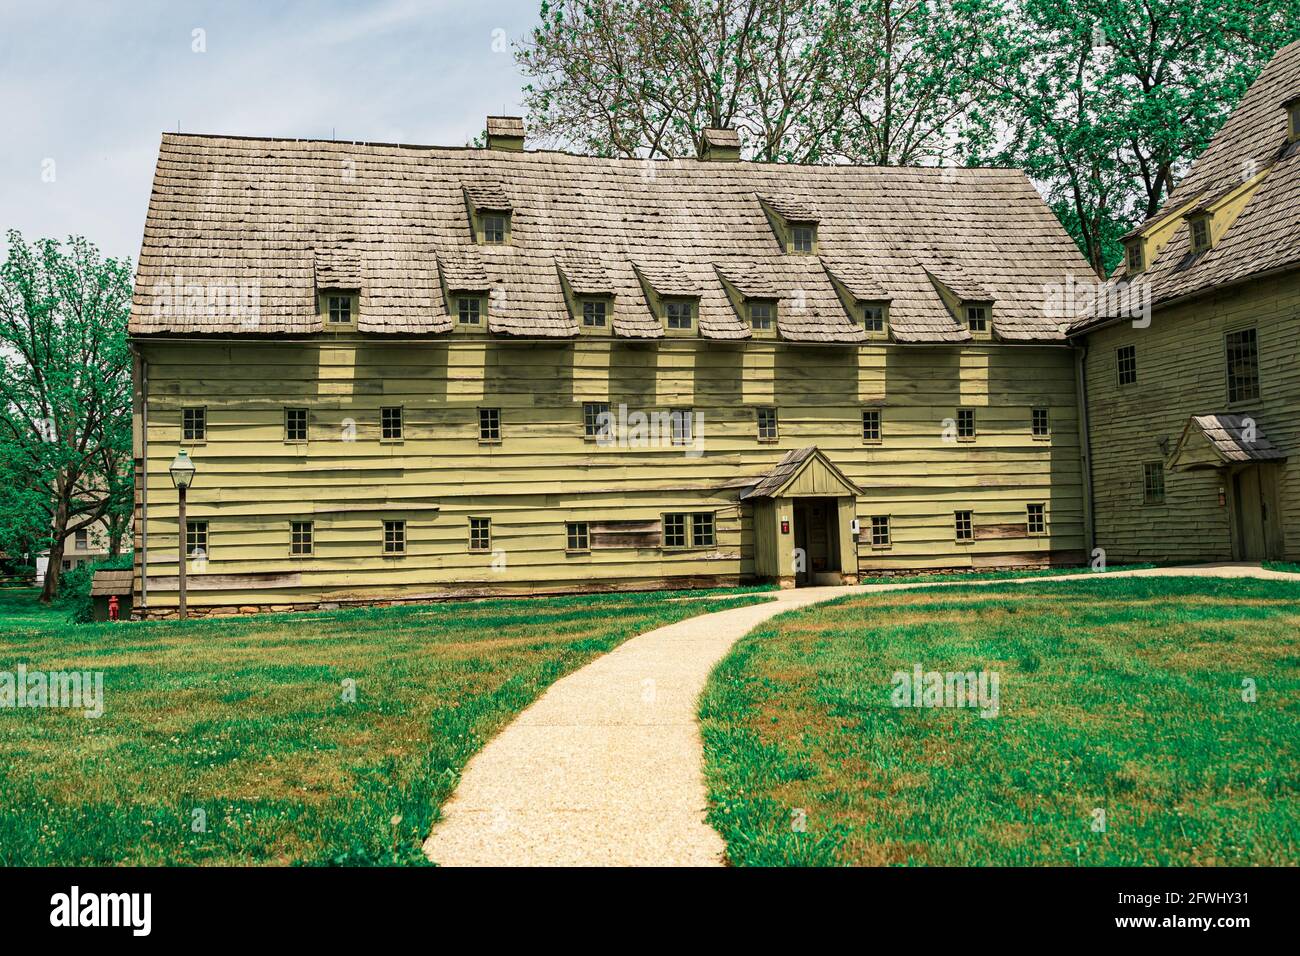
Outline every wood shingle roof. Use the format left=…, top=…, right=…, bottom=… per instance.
left=129, top=133, right=1093, bottom=342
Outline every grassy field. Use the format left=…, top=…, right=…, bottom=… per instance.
left=701, top=576, right=1300, bottom=866
left=0, top=585, right=768, bottom=865
left=855, top=563, right=1156, bottom=587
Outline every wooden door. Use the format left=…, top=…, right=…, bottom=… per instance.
left=1233, top=468, right=1267, bottom=561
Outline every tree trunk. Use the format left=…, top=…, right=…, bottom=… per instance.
left=40, top=500, right=70, bottom=603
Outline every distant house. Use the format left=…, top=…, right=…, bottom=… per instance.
left=127, top=111, right=1096, bottom=616
left=1070, top=39, right=1300, bottom=564
left=34, top=520, right=114, bottom=585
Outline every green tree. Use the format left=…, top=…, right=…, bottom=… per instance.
left=0, top=232, right=133, bottom=601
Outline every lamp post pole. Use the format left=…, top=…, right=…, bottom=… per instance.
left=168, top=450, right=196, bottom=621
left=177, top=481, right=187, bottom=621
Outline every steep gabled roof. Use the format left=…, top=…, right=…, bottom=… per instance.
left=1073, top=39, right=1300, bottom=332
left=741, top=446, right=864, bottom=499
left=129, top=134, right=1092, bottom=341
left=1168, top=413, right=1287, bottom=471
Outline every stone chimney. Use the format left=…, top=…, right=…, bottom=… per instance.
left=486, top=116, right=526, bottom=151
left=698, top=128, right=741, bottom=162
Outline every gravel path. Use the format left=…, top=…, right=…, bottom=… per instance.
left=423, top=562, right=1296, bottom=866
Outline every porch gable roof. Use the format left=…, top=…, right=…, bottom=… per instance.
left=741, top=446, right=864, bottom=499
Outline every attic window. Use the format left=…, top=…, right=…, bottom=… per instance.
left=749, top=301, right=775, bottom=331
left=1189, top=215, right=1212, bottom=254
left=481, top=214, right=508, bottom=244
left=1125, top=240, right=1145, bottom=273
left=791, top=225, right=816, bottom=254
left=1288, top=98, right=1300, bottom=143
left=862, top=303, right=888, bottom=338
left=665, top=300, right=695, bottom=331
left=457, top=296, right=483, bottom=326
left=321, top=291, right=358, bottom=327
left=965, top=305, right=990, bottom=335
left=581, top=299, right=608, bottom=328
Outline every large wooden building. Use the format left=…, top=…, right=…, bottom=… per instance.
left=1070, top=39, right=1300, bottom=565
left=125, top=40, right=1298, bottom=616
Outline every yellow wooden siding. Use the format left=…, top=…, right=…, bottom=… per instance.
left=134, top=339, right=1084, bottom=607
left=1083, top=273, right=1300, bottom=563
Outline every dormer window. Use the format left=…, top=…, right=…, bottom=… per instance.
left=1125, top=240, right=1145, bottom=273
left=1288, top=97, right=1300, bottom=144
left=456, top=295, right=484, bottom=326
left=320, top=291, right=359, bottom=328
left=791, top=225, right=816, bottom=254
left=481, top=213, right=507, bottom=245
left=965, top=304, right=990, bottom=336
left=665, top=299, right=695, bottom=332
left=1189, top=214, right=1212, bottom=254
left=581, top=299, right=608, bottom=328
left=749, top=300, right=775, bottom=331
left=862, top=303, right=888, bottom=338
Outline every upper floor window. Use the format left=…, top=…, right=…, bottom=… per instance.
left=479, top=407, right=502, bottom=442
left=581, top=300, right=608, bottom=328
left=381, top=406, right=404, bottom=441
left=1125, top=241, right=1145, bottom=273
left=966, top=305, right=989, bottom=335
left=791, top=225, right=816, bottom=253
left=182, top=407, right=206, bottom=442
left=756, top=407, right=778, bottom=442
left=1189, top=216, right=1212, bottom=254
left=74, top=529, right=90, bottom=550
left=862, top=408, right=882, bottom=444
left=1031, top=408, right=1050, bottom=438
left=665, top=300, right=695, bottom=331
left=480, top=214, right=507, bottom=244
left=956, top=408, right=976, bottom=441
left=284, top=407, right=308, bottom=442
left=1026, top=503, right=1047, bottom=536
left=1117, top=344, right=1137, bottom=386
left=1226, top=328, right=1260, bottom=403
left=457, top=296, right=483, bottom=326
left=583, top=402, right=612, bottom=440
left=670, top=409, right=694, bottom=446
left=749, top=301, right=775, bottom=331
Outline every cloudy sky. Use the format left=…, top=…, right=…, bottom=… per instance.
left=0, top=0, right=538, bottom=261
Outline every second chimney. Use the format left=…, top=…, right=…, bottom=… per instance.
left=485, top=115, right=526, bottom=151
left=698, top=127, right=741, bottom=162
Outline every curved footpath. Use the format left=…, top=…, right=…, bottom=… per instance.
left=424, top=562, right=1298, bottom=866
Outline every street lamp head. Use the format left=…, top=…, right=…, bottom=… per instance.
left=169, top=449, right=196, bottom=489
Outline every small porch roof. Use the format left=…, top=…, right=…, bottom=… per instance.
left=741, top=446, right=864, bottom=500
left=1167, top=413, right=1287, bottom=471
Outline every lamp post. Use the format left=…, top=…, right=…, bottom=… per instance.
left=169, top=450, right=196, bottom=620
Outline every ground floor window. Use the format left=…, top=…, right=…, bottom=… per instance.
left=1026, top=503, right=1047, bottom=535
left=662, top=512, right=714, bottom=549
left=291, top=521, right=313, bottom=555
left=955, top=510, right=973, bottom=541
left=870, top=515, right=891, bottom=548
left=566, top=521, right=590, bottom=552
left=383, top=520, right=405, bottom=554
left=1143, top=462, right=1166, bottom=504
left=186, top=520, right=208, bottom=559
left=469, top=517, right=491, bottom=552
left=691, top=512, right=715, bottom=548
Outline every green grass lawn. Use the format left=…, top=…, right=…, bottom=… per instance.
left=701, top=576, right=1300, bottom=866
left=855, top=563, right=1156, bottom=587
left=0, top=586, right=767, bottom=865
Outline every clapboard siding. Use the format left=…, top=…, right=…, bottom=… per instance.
left=1083, top=273, right=1300, bottom=563
left=134, top=338, right=1085, bottom=607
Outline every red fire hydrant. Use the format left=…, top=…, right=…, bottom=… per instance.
left=108, top=595, right=120, bottom=622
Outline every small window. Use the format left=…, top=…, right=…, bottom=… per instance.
left=1126, top=241, right=1144, bottom=273
left=74, top=529, right=90, bottom=550
left=663, top=513, right=687, bottom=548
left=481, top=214, right=506, bottom=244
left=284, top=407, right=308, bottom=442
left=955, top=510, right=973, bottom=542
left=383, top=520, right=405, bottom=554
left=566, top=521, right=589, bottom=552
left=957, top=408, right=976, bottom=440
left=182, top=407, right=206, bottom=442
left=1026, top=503, right=1047, bottom=536
left=862, top=304, right=886, bottom=335
left=1290, top=100, right=1300, bottom=142
left=62, top=560, right=71, bottom=571
left=327, top=294, right=354, bottom=325
left=381, top=406, right=403, bottom=441
left=290, top=520, right=313, bottom=555
left=670, top=409, right=694, bottom=445
left=1031, top=408, right=1050, bottom=438
left=749, top=301, right=775, bottom=331
left=581, top=300, right=607, bottom=328
left=583, top=401, right=612, bottom=440
left=186, top=520, right=208, bottom=559
left=691, top=512, right=715, bottom=548
left=862, top=408, right=882, bottom=443
left=457, top=297, right=482, bottom=326
left=479, top=407, right=501, bottom=442
left=756, top=407, right=778, bottom=442
left=469, top=517, right=491, bottom=552
left=965, top=305, right=989, bottom=335
left=1190, top=217, right=1211, bottom=254
left=665, top=300, right=694, bottom=330
left=1225, top=328, right=1260, bottom=403
left=1143, top=462, right=1166, bottom=505
left=870, top=515, right=891, bottom=548
left=791, top=225, right=815, bottom=253
left=1117, top=344, right=1137, bottom=386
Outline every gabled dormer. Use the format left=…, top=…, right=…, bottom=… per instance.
left=1186, top=209, right=1213, bottom=255
left=437, top=250, right=493, bottom=334
left=462, top=181, right=512, bottom=245
left=824, top=262, right=891, bottom=341
left=926, top=267, right=994, bottom=340
left=556, top=254, right=614, bottom=336
left=758, top=195, right=818, bottom=254
left=1123, top=236, right=1146, bottom=274
left=716, top=264, right=782, bottom=339
left=632, top=262, right=701, bottom=337
left=315, top=248, right=362, bottom=331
